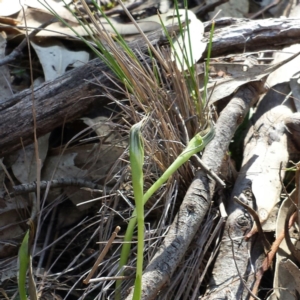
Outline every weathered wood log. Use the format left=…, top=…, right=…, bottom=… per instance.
left=205, top=17, right=300, bottom=57
left=0, top=29, right=163, bottom=156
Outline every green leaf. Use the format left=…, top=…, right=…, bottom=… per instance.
left=18, top=230, right=30, bottom=300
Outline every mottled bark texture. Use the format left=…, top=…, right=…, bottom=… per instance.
left=0, top=29, right=162, bottom=156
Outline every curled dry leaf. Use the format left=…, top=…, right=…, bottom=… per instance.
left=11, top=134, right=50, bottom=184
left=280, top=259, right=300, bottom=296
left=245, top=104, right=291, bottom=225
left=81, top=116, right=114, bottom=141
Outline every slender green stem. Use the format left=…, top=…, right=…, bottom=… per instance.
left=144, top=127, right=214, bottom=203
left=129, top=121, right=145, bottom=300
left=116, top=126, right=215, bottom=299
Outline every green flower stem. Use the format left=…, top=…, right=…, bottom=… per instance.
left=129, top=121, right=145, bottom=300
left=116, top=126, right=215, bottom=300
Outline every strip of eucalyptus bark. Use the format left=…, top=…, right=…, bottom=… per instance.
left=124, top=81, right=265, bottom=300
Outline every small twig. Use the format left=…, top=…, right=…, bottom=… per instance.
left=88, top=275, right=135, bottom=282
left=0, top=288, right=10, bottom=300
left=228, top=227, right=261, bottom=300
left=0, top=18, right=57, bottom=67
left=11, top=177, right=104, bottom=196
left=83, top=226, right=121, bottom=284
left=194, top=157, right=226, bottom=188
left=218, top=194, right=228, bottom=219
left=233, top=196, right=270, bottom=253
left=250, top=225, right=286, bottom=299
left=248, top=0, right=281, bottom=19
left=192, top=0, right=229, bottom=17
left=284, top=204, right=300, bottom=262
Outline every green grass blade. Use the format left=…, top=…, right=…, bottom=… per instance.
left=18, top=230, right=30, bottom=300
left=158, top=6, right=202, bottom=116
left=90, top=0, right=137, bottom=58
left=203, top=20, right=215, bottom=105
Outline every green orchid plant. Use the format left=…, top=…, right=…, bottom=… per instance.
left=123, top=123, right=214, bottom=299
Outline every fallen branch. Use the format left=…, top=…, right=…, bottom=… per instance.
left=204, top=17, right=300, bottom=57
left=0, top=29, right=161, bottom=156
